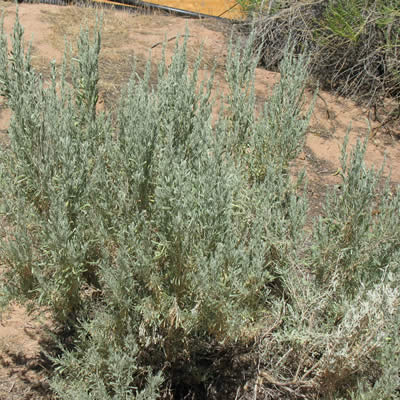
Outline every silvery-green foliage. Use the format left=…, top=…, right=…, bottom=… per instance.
left=250, top=45, right=313, bottom=171
left=257, top=137, right=400, bottom=398
left=350, top=290, right=400, bottom=400
left=312, top=134, right=400, bottom=294
left=71, top=20, right=101, bottom=125
left=50, top=315, right=163, bottom=400
left=0, top=13, right=313, bottom=396
left=225, top=30, right=258, bottom=149
left=1, top=9, right=400, bottom=399
left=225, top=33, right=313, bottom=182
left=100, top=35, right=280, bottom=344
left=260, top=278, right=399, bottom=395
left=225, top=34, right=310, bottom=245
left=316, top=283, right=398, bottom=388
left=0, top=9, right=35, bottom=104
left=0, top=10, right=109, bottom=320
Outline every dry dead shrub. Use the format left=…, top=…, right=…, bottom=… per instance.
left=241, top=0, right=400, bottom=129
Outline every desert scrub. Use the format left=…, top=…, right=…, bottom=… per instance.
left=0, top=12, right=107, bottom=319
left=247, top=0, right=400, bottom=123
left=1, top=9, right=400, bottom=400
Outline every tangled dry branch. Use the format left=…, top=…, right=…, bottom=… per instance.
left=244, top=0, right=400, bottom=112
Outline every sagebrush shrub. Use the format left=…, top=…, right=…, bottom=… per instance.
left=0, top=9, right=399, bottom=399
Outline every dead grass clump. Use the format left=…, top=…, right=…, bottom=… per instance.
left=245, top=0, right=400, bottom=127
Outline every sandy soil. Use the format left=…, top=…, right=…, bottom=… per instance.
left=0, top=2, right=399, bottom=398
left=0, top=305, right=52, bottom=399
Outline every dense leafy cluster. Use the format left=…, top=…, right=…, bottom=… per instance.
left=0, top=10, right=399, bottom=399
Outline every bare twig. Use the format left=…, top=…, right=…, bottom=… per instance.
left=9, top=381, right=16, bottom=393
left=370, top=105, right=400, bottom=137
left=316, top=92, right=331, bottom=119
left=151, top=35, right=193, bottom=49
left=258, top=369, right=315, bottom=388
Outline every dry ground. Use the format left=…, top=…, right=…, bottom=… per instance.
left=0, top=2, right=399, bottom=398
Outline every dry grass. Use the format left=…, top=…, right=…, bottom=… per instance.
left=33, top=4, right=232, bottom=112
left=36, top=6, right=161, bottom=110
